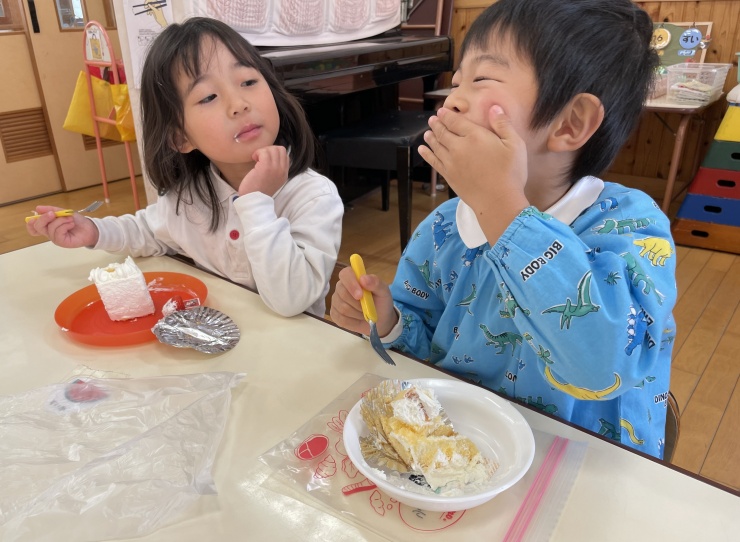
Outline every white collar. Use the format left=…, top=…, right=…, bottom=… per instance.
left=456, top=176, right=604, bottom=248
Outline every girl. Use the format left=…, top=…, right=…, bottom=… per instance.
left=27, top=17, right=344, bottom=317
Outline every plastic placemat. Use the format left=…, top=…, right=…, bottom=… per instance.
left=259, top=373, right=587, bottom=541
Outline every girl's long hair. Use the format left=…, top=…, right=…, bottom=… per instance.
left=140, top=17, right=316, bottom=232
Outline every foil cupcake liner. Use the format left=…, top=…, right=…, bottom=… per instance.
left=152, top=306, right=240, bottom=354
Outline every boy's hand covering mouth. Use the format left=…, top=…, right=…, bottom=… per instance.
left=418, top=105, right=528, bottom=206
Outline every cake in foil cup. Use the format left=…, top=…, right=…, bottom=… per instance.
left=152, top=307, right=240, bottom=353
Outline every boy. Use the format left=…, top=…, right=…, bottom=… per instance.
left=331, top=0, right=676, bottom=459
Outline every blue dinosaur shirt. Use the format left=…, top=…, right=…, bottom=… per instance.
left=386, top=178, right=677, bottom=459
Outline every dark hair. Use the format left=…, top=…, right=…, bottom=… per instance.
left=460, top=0, right=658, bottom=182
left=140, top=17, right=316, bottom=232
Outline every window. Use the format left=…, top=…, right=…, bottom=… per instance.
left=56, top=0, right=87, bottom=31
left=0, top=0, right=24, bottom=32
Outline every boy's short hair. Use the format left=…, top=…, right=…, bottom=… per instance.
left=461, top=0, right=659, bottom=181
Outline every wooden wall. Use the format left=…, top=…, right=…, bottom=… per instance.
left=448, top=0, right=740, bottom=200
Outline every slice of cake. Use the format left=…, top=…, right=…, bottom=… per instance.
left=89, top=256, right=155, bottom=321
left=360, top=381, right=497, bottom=492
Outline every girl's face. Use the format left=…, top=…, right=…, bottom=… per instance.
left=176, top=38, right=280, bottom=182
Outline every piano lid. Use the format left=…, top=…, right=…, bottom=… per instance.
left=260, top=33, right=452, bottom=102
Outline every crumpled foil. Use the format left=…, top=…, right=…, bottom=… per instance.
left=152, top=307, right=240, bottom=354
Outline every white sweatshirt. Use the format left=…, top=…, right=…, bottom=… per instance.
left=91, top=166, right=343, bottom=317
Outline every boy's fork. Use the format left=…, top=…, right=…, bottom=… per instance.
left=349, top=254, right=396, bottom=366
left=25, top=200, right=104, bottom=223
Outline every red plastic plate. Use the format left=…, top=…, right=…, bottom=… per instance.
left=54, top=271, right=208, bottom=346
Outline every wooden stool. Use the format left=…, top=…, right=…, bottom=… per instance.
left=319, top=110, right=435, bottom=250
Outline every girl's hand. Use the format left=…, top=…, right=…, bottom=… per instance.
left=238, top=145, right=290, bottom=197
left=330, top=266, right=398, bottom=338
left=418, top=105, right=529, bottom=242
left=25, top=205, right=100, bottom=248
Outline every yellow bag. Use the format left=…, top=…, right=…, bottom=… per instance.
left=63, top=71, right=136, bottom=142
left=110, top=83, right=136, bottom=141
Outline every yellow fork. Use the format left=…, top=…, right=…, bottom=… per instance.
left=24, top=209, right=74, bottom=223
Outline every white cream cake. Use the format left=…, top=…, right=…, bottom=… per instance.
left=89, top=256, right=155, bottom=321
left=362, top=383, right=497, bottom=493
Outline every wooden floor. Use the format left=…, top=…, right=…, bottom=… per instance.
left=1, top=175, right=739, bottom=492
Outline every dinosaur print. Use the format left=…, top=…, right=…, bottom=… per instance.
left=456, top=284, right=477, bottom=315
left=404, top=257, right=437, bottom=289
left=497, top=246, right=511, bottom=271
left=545, top=367, right=621, bottom=400
left=598, top=418, right=620, bottom=440
left=479, top=325, right=523, bottom=355
left=621, top=252, right=665, bottom=305
left=604, top=271, right=621, bottom=285
left=634, top=376, right=656, bottom=389
left=443, top=270, right=458, bottom=292
left=586, top=247, right=601, bottom=262
left=593, top=217, right=654, bottom=235
left=625, top=306, right=648, bottom=356
left=599, top=197, right=619, bottom=212
left=522, top=396, right=558, bottom=414
left=535, top=345, right=552, bottom=364
left=620, top=419, right=645, bottom=445
left=422, top=309, right=433, bottom=326
left=600, top=417, right=648, bottom=445
left=542, top=271, right=600, bottom=329
left=462, top=246, right=484, bottom=267
left=452, top=354, right=474, bottom=365
left=497, top=283, right=531, bottom=319
left=402, top=313, right=413, bottom=331
left=432, top=211, right=452, bottom=251
left=633, top=237, right=674, bottom=266
left=523, top=332, right=553, bottom=364
left=519, top=207, right=552, bottom=220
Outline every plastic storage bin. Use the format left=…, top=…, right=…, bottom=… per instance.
left=666, top=63, right=731, bottom=105
left=650, top=72, right=668, bottom=99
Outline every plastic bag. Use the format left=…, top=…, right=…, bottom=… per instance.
left=0, top=371, right=244, bottom=542
left=63, top=71, right=136, bottom=142
left=259, top=373, right=587, bottom=541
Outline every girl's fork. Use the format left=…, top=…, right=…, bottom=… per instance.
left=25, top=200, right=104, bottom=223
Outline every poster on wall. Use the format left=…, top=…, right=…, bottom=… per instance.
left=651, top=22, right=712, bottom=67
left=123, top=0, right=174, bottom=89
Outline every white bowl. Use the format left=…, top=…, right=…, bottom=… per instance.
left=342, top=378, right=535, bottom=512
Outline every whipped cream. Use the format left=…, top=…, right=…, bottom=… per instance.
left=391, top=387, right=442, bottom=428
left=89, top=256, right=155, bottom=321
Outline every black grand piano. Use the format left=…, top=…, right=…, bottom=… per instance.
left=260, top=31, right=453, bottom=203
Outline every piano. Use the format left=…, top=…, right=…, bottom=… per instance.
left=259, top=32, right=453, bottom=202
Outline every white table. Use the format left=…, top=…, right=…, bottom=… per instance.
left=1, top=243, right=738, bottom=541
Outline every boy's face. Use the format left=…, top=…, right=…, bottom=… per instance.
left=444, top=36, right=548, bottom=156
left=175, top=38, right=280, bottom=180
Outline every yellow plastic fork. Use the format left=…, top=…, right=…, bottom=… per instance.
left=350, top=254, right=396, bottom=366
left=25, top=200, right=103, bottom=223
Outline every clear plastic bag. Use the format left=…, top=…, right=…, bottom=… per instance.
left=0, top=371, right=243, bottom=542
left=259, top=373, right=586, bottom=541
